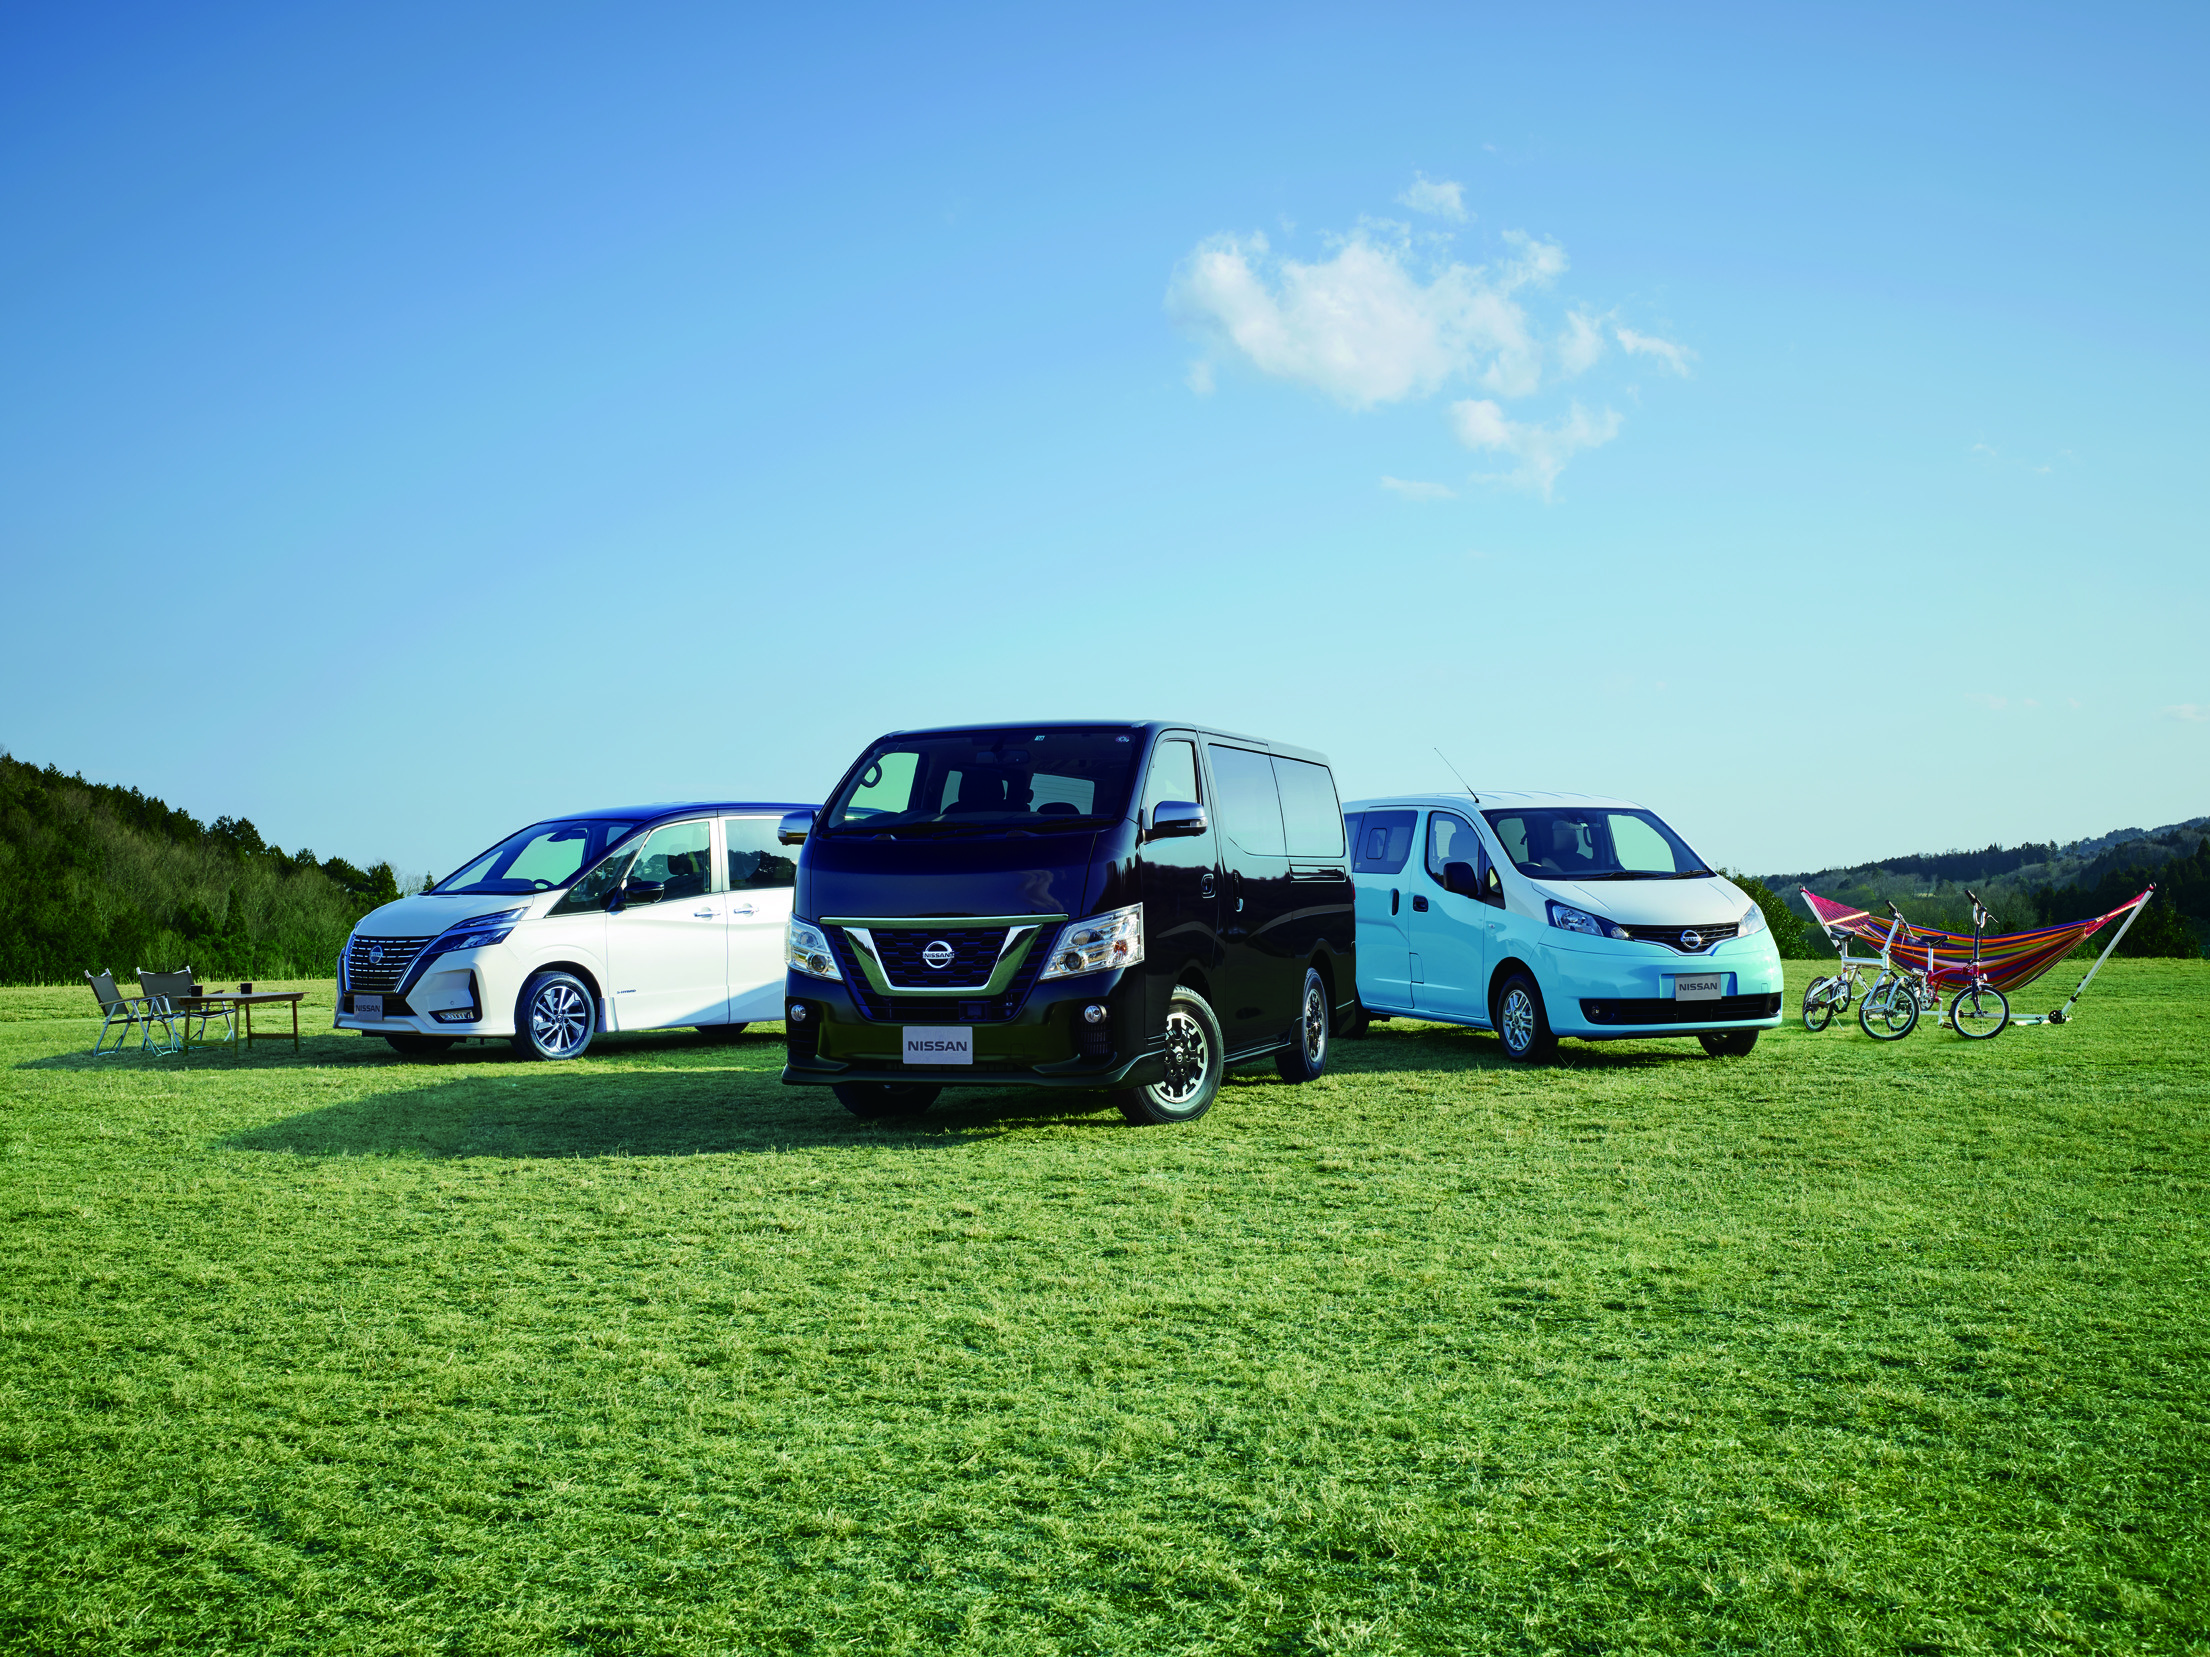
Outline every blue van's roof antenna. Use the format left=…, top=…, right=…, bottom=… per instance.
left=1435, top=748, right=1479, bottom=804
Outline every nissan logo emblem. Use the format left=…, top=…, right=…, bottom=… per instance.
left=368, top=945, right=385, bottom=965
left=1680, top=929, right=1703, bottom=951
left=922, top=939, right=955, bottom=970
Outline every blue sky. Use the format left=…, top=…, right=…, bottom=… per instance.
left=3, top=2, right=2204, bottom=882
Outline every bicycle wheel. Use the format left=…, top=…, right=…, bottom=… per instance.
left=1801, top=977, right=1840, bottom=1032
left=1834, top=972, right=1855, bottom=1015
left=1951, top=984, right=2009, bottom=1040
left=1860, top=976, right=1919, bottom=1041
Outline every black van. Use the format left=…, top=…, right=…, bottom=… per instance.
left=778, top=721, right=1355, bottom=1124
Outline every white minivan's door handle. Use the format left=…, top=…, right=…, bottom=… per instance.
left=692, top=907, right=717, bottom=919
left=730, top=903, right=755, bottom=917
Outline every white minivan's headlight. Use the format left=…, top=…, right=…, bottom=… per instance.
left=1737, top=902, right=1768, bottom=936
left=1040, top=904, right=1145, bottom=981
left=787, top=919, right=842, bottom=980
left=1546, top=900, right=1629, bottom=940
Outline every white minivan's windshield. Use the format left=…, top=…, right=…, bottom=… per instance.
left=821, top=728, right=1139, bottom=836
left=435, top=819, right=640, bottom=895
left=1483, top=807, right=1713, bottom=881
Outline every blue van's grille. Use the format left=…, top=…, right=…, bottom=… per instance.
left=871, top=927, right=1009, bottom=986
left=829, top=926, right=1050, bottom=1023
left=1621, top=922, right=1739, bottom=953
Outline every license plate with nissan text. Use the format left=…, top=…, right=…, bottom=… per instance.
left=903, top=1026, right=973, bottom=1064
left=1673, top=974, right=1723, bottom=1001
left=353, top=994, right=384, bottom=1020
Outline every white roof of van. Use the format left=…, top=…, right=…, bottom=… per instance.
left=1343, top=789, right=1643, bottom=812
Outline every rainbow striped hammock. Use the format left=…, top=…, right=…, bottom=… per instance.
left=1799, top=885, right=2157, bottom=1024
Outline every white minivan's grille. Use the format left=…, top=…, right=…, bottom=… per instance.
left=346, top=934, right=438, bottom=992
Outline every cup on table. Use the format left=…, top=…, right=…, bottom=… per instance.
left=238, top=982, right=253, bottom=994
left=190, top=984, right=203, bottom=997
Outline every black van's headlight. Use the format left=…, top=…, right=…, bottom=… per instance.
left=787, top=919, right=842, bottom=980
left=1040, top=904, right=1145, bottom=980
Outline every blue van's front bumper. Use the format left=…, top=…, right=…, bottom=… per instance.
left=1536, top=931, right=1784, bottom=1039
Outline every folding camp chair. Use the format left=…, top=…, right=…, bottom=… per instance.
left=85, top=969, right=161, bottom=1057
left=136, top=967, right=234, bottom=1054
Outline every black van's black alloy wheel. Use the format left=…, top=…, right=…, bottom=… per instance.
left=1116, top=986, right=1224, bottom=1125
left=1274, top=967, right=1331, bottom=1083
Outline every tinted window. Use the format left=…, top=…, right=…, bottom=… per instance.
left=1352, top=810, right=1416, bottom=875
left=724, top=817, right=796, bottom=890
left=1141, top=737, right=1202, bottom=814
left=1273, top=757, right=1344, bottom=857
left=1481, top=806, right=1708, bottom=879
left=436, top=818, right=638, bottom=896
left=821, top=728, right=1139, bottom=834
left=1205, top=744, right=1285, bottom=856
left=628, top=820, right=712, bottom=902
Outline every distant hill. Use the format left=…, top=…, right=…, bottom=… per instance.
left=0, top=752, right=407, bottom=987
left=1763, top=815, right=2209, bottom=959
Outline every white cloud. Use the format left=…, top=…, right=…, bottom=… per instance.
left=1615, top=325, right=1695, bottom=375
left=1449, top=399, right=1621, bottom=498
left=2162, top=703, right=2208, bottom=722
left=1557, top=309, right=1605, bottom=377
left=1396, top=173, right=1467, bottom=222
left=1167, top=227, right=1551, bottom=409
left=1380, top=475, right=1456, bottom=501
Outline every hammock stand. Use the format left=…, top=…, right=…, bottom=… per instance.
left=1799, top=885, right=2156, bottom=1027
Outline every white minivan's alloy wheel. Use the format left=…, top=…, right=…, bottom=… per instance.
left=512, top=970, right=596, bottom=1061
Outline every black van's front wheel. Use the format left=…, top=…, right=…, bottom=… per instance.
left=1116, top=987, right=1224, bottom=1125
left=1274, top=967, right=1331, bottom=1083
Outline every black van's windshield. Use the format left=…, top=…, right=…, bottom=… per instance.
left=435, top=818, right=641, bottom=894
left=1482, top=806, right=1712, bottom=881
left=821, top=728, right=1140, bottom=835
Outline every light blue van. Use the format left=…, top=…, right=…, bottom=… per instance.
left=1342, top=791, right=1783, bottom=1060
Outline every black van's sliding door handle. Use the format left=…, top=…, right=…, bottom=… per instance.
left=1200, top=873, right=1215, bottom=898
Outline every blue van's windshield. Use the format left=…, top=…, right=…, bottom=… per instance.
left=435, top=819, right=641, bottom=894
left=822, top=728, right=1140, bottom=835
left=1482, top=807, right=1712, bottom=881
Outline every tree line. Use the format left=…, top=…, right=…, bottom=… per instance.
left=0, top=753, right=405, bottom=986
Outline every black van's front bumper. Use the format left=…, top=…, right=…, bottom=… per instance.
left=780, top=967, right=1169, bottom=1091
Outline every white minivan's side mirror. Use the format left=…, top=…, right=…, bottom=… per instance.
left=777, top=810, right=815, bottom=846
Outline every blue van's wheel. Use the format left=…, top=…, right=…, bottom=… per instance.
left=1275, top=968, right=1332, bottom=1083
left=1494, top=973, right=1557, bottom=1062
left=1116, top=987, right=1224, bottom=1124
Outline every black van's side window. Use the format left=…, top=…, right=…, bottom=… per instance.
left=1352, top=810, right=1415, bottom=875
left=1141, top=738, right=1202, bottom=817
left=1205, top=744, right=1286, bottom=857
left=1273, top=756, right=1344, bottom=858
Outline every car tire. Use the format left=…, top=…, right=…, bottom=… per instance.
left=1698, top=1030, right=1759, bottom=1057
left=1494, top=972, right=1557, bottom=1062
left=1115, top=986, right=1225, bottom=1125
left=510, top=971, right=597, bottom=1061
left=833, top=1082, right=940, bottom=1119
left=384, top=1032, right=458, bottom=1058
left=1274, top=967, right=1332, bottom=1083
left=695, top=1022, right=750, bottom=1043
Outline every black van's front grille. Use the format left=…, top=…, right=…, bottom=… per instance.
left=829, top=926, right=1051, bottom=1023
left=870, top=927, right=1010, bottom=986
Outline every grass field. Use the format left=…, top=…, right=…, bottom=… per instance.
left=3, top=962, right=2205, bottom=1655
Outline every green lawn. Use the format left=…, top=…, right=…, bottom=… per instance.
left=2, top=963, right=2205, bottom=1655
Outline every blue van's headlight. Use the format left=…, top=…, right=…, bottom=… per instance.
left=1040, top=904, right=1145, bottom=980
left=1737, top=903, right=1768, bottom=936
left=787, top=919, right=842, bottom=980
left=430, top=907, right=524, bottom=954
left=1547, top=900, right=1629, bottom=940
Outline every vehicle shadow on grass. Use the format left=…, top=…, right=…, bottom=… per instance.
left=1341, top=1020, right=1722, bottom=1073
left=218, top=1029, right=1136, bottom=1159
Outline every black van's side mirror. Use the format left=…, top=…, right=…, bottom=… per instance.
left=777, top=810, right=815, bottom=846
left=1442, top=860, right=1480, bottom=899
left=1147, top=801, right=1206, bottom=840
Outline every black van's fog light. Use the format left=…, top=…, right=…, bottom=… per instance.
left=1082, top=1004, right=1107, bottom=1024
left=1078, top=1004, right=1112, bottom=1061
left=787, top=1002, right=809, bottom=1022
left=786, top=1001, right=820, bottom=1059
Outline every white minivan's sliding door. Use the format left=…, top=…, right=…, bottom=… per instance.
left=722, top=815, right=797, bottom=1023
left=602, top=818, right=725, bottom=1031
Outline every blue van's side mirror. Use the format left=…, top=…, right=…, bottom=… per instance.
left=1148, top=801, right=1206, bottom=840
left=778, top=810, right=815, bottom=846
left=1442, top=860, right=1481, bottom=899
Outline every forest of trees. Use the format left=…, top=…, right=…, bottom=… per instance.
left=0, top=752, right=405, bottom=986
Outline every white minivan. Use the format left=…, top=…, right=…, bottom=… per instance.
left=1343, top=791, right=1783, bottom=1060
left=335, top=800, right=812, bottom=1060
